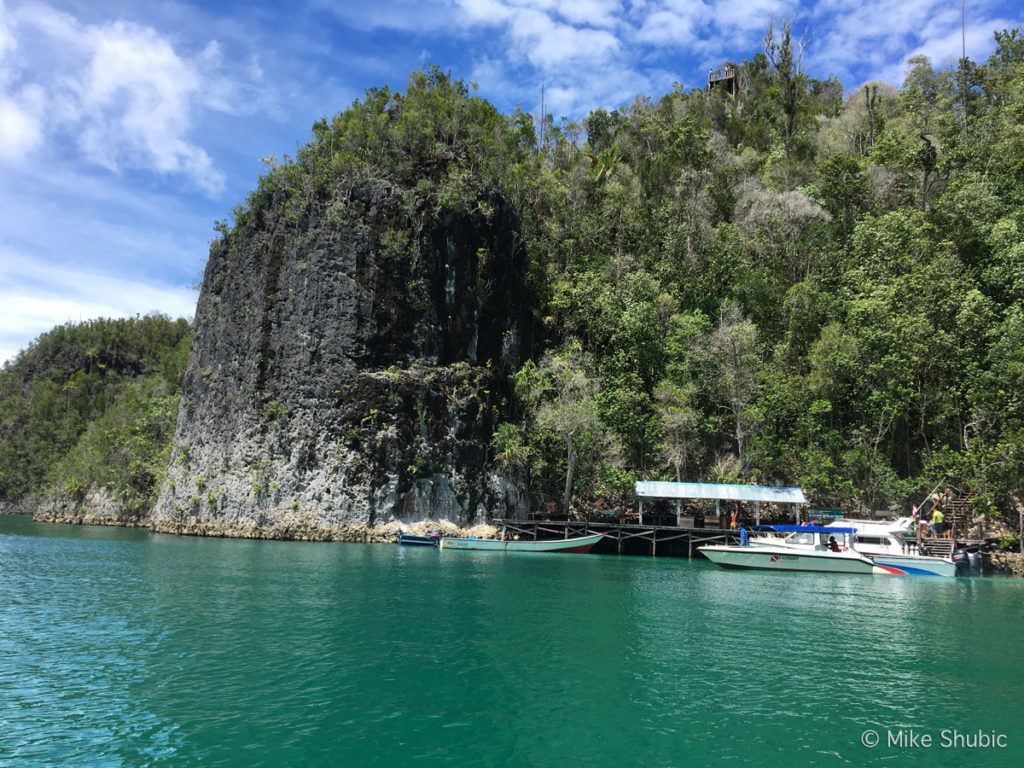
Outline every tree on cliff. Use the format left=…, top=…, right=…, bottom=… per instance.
left=654, top=381, right=701, bottom=483
left=694, top=304, right=762, bottom=467
left=516, top=344, right=601, bottom=515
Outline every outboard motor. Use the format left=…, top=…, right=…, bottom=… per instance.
left=966, top=550, right=982, bottom=574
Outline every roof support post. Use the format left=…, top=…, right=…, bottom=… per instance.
left=755, top=501, right=761, bottom=526
left=675, top=499, right=681, bottom=527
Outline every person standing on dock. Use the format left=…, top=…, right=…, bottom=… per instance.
left=931, top=506, right=945, bottom=538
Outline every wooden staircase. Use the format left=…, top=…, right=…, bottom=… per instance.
left=914, top=486, right=975, bottom=540
left=919, top=538, right=955, bottom=559
left=946, top=492, right=976, bottom=538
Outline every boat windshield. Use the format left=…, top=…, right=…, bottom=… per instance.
left=786, top=532, right=815, bottom=545
left=854, top=535, right=890, bottom=546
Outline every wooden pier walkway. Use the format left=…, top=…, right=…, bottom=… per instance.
left=493, top=518, right=741, bottom=558
left=493, top=518, right=985, bottom=560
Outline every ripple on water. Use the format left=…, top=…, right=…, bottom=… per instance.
left=1, top=517, right=1023, bottom=767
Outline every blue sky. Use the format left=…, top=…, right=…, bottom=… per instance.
left=1, top=0, right=1021, bottom=363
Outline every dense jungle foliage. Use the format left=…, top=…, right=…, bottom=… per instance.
left=0, top=315, right=189, bottom=511
left=260, top=25, right=1021, bottom=518
left=5, top=23, right=1024, bottom=523
left=358, top=26, right=1018, bottom=519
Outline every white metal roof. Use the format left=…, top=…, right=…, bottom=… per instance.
left=635, top=481, right=806, bottom=504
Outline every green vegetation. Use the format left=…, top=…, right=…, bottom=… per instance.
left=220, top=32, right=1024, bottom=519
left=0, top=315, right=190, bottom=511
left=8, top=25, right=1024, bottom=524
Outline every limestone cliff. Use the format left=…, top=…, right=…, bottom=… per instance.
left=152, top=178, right=532, bottom=539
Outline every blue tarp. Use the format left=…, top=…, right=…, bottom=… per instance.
left=768, top=525, right=857, bottom=534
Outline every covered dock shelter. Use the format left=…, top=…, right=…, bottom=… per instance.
left=635, top=481, right=807, bottom=527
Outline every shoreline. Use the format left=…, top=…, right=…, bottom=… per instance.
left=6, top=498, right=1024, bottom=575
left=3, top=496, right=499, bottom=543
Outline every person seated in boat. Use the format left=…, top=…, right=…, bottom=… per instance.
left=827, top=536, right=841, bottom=552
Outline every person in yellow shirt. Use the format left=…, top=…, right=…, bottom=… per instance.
left=930, top=507, right=945, bottom=538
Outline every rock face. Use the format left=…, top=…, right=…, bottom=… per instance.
left=152, top=179, right=532, bottom=538
left=33, top=490, right=146, bottom=527
left=982, top=551, right=1024, bottom=578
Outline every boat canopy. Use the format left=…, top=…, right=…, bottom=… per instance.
left=770, top=525, right=857, bottom=534
left=635, top=481, right=806, bottom=504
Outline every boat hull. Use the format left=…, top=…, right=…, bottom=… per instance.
left=870, top=555, right=956, bottom=577
left=440, top=533, right=603, bottom=554
left=700, top=545, right=886, bottom=575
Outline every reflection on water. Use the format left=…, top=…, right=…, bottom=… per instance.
left=1, top=515, right=1022, bottom=767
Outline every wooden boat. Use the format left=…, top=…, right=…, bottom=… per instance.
left=397, top=533, right=441, bottom=547
left=440, top=533, right=603, bottom=554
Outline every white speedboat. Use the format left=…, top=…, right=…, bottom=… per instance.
left=701, top=525, right=955, bottom=576
left=701, top=526, right=890, bottom=575
left=824, top=519, right=957, bottom=577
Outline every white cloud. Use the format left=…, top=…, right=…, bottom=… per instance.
left=516, top=10, right=621, bottom=68
left=0, top=248, right=196, bottom=365
left=458, top=1, right=622, bottom=70
left=552, top=0, right=623, bottom=28
left=0, top=0, right=13, bottom=58
left=808, top=0, right=1017, bottom=85
left=0, top=0, right=43, bottom=159
left=710, top=0, right=793, bottom=33
left=636, top=8, right=702, bottom=47
left=314, top=0, right=459, bottom=33
left=0, top=91, right=41, bottom=158
left=0, top=1, right=274, bottom=195
left=77, top=20, right=224, bottom=194
left=455, top=0, right=640, bottom=114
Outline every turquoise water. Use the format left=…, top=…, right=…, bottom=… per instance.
left=1, top=516, right=1021, bottom=767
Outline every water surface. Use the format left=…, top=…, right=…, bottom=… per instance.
left=1, top=516, right=1021, bottom=767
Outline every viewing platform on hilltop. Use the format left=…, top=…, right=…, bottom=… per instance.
left=707, top=64, right=739, bottom=95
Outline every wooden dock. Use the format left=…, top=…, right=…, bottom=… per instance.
left=493, top=518, right=985, bottom=561
left=493, top=518, right=741, bottom=558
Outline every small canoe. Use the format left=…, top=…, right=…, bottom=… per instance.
left=440, top=533, right=603, bottom=554
left=397, top=533, right=441, bottom=547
